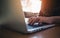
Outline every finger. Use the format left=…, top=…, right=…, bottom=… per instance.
left=29, top=17, right=36, bottom=25
left=28, top=18, right=33, bottom=24
left=30, top=18, right=36, bottom=25
left=38, top=17, right=43, bottom=24
left=31, top=17, right=38, bottom=25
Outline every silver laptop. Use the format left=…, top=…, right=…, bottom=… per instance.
left=4, top=1, right=55, bottom=33
left=6, top=17, right=55, bottom=33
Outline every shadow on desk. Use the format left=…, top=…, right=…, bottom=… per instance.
left=0, top=24, right=60, bottom=38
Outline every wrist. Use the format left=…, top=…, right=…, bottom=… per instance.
left=52, top=16, right=60, bottom=24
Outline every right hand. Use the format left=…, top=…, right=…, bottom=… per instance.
left=28, top=17, right=39, bottom=25
left=28, top=16, right=54, bottom=25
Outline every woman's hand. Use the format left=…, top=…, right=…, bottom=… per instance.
left=28, top=17, right=39, bottom=25
left=28, top=16, right=54, bottom=25
left=39, top=16, right=54, bottom=24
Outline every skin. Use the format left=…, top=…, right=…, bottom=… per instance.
left=28, top=16, right=60, bottom=25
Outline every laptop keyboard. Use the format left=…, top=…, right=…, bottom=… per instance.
left=25, top=18, right=55, bottom=30
left=27, top=25, right=34, bottom=29
left=27, top=23, right=55, bottom=29
left=27, top=23, right=43, bottom=29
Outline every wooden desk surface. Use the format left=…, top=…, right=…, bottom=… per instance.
left=1, top=26, right=60, bottom=38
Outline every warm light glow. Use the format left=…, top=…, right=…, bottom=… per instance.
left=31, top=36, right=39, bottom=38
left=21, top=0, right=42, bottom=13
left=30, top=36, right=43, bottom=38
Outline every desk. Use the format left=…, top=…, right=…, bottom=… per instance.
left=1, top=26, right=60, bottom=38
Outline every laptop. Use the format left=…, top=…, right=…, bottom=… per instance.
left=4, top=1, right=55, bottom=33
left=24, top=18, right=55, bottom=33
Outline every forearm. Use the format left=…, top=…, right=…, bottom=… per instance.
left=24, top=12, right=33, bottom=18
left=38, top=16, right=60, bottom=24
left=52, top=16, right=60, bottom=24
left=24, top=12, right=38, bottom=18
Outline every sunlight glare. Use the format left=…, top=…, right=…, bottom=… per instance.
left=21, top=0, right=42, bottom=13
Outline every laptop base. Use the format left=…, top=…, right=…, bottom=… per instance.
left=26, top=24, right=55, bottom=33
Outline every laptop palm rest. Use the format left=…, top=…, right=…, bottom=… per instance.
left=26, top=23, right=55, bottom=33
